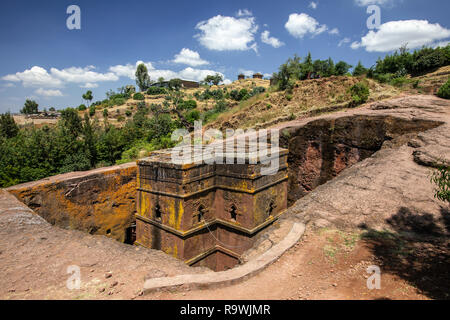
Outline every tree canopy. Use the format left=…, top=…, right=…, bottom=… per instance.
left=135, top=63, right=152, bottom=91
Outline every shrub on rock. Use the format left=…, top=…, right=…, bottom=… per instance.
left=437, top=79, right=450, bottom=99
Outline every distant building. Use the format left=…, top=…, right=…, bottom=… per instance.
left=238, top=74, right=246, bottom=80
left=253, top=73, right=263, bottom=79
left=150, top=80, right=199, bottom=89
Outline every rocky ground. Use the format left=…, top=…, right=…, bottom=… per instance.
left=1, top=94, right=449, bottom=300
left=0, top=190, right=208, bottom=300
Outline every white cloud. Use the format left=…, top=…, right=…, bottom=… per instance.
left=338, top=37, right=351, bottom=47
left=35, top=88, right=63, bottom=97
left=285, top=13, right=328, bottom=39
left=109, top=60, right=229, bottom=83
left=238, top=69, right=255, bottom=77
left=351, top=41, right=362, bottom=50
left=2, top=65, right=119, bottom=89
left=109, top=61, right=154, bottom=79
left=80, top=83, right=99, bottom=89
left=195, top=15, right=258, bottom=52
left=261, top=31, right=285, bottom=48
left=236, top=9, right=252, bottom=17
left=173, top=48, right=209, bottom=67
left=354, top=0, right=394, bottom=7
left=2, top=66, right=63, bottom=88
left=329, top=28, right=340, bottom=35
left=50, top=66, right=118, bottom=84
left=433, top=40, right=450, bottom=48
left=351, top=20, right=450, bottom=52
left=309, top=2, right=318, bottom=9
left=178, top=67, right=226, bottom=83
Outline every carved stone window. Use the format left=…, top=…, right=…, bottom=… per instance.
left=230, top=205, right=238, bottom=222
left=268, top=200, right=276, bottom=217
left=197, top=205, right=206, bottom=223
left=155, top=204, right=162, bottom=221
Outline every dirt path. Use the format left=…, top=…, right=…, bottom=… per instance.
left=143, top=228, right=441, bottom=300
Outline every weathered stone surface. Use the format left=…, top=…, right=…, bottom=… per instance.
left=266, top=95, right=450, bottom=237
left=280, top=114, right=442, bottom=205
left=6, top=162, right=137, bottom=242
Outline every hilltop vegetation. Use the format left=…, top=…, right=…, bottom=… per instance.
left=1, top=45, right=449, bottom=187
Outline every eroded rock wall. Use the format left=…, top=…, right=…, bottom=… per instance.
left=6, top=162, right=137, bottom=242
left=280, top=115, right=441, bottom=205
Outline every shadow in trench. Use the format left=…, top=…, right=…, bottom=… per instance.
left=360, top=206, right=450, bottom=300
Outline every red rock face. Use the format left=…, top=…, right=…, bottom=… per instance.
left=6, top=163, right=137, bottom=243
left=283, top=115, right=442, bottom=205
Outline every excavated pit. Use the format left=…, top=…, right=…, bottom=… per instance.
left=5, top=114, right=444, bottom=272
left=280, top=115, right=442, bottom=206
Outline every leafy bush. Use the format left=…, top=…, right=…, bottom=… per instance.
left=203, top=100, right=229, bottom=123
left=89, top=105, right=96, bottom=117
left=125, top=110, right=132, bottom=117
left=178, top=99, right=197, bottom=110
left=0, top=113, right=19, bottom=139
left=185, top=110, right=201, bottom=124
left=133, top=93, right=145, bottom=101
left=390, top=77, right=409, bottom=87
left=430, top=162, right=449, bottom=203
left=214, top=100, right=228, bottom=112
left=78, top=104, right=87, bottom=111
left=251, top=86, right=266, bottom=96
left=437, top=79, right=450, bottom=99
left=349, top=82, right=370, bottom=106
left=147, top=87, right=167, bottom=95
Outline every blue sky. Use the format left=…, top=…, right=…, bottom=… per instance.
left=0, top=0, right=449, bottom=113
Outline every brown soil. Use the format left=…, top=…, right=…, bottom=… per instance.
left=145, top=226, right=450, bottom=300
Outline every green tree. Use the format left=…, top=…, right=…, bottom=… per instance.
left=353, top=61, right=368, bottom=76
left=335, top=61, right=353, bottom=76
left=82, top=113, right=97, bottom=166
left=168, top=78, right=183, bottom=91
left=20, top=99, right=39, bottom=114
left=0, top=112, right=19, bottom=139
left=301, top=52, right=314, bottom=79
left=204, top=74, right=223, bottom=86
left=89, top=105, right=96, bottom=117
left=135, top=63, right=151, bottom=91
left=82, top=90, right=93, bottom=107
left=60, top=108, right=83, bottom=137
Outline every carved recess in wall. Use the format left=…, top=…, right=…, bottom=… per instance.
left=190, top=199, right=210, bottom=225
left=223, top=193, right=241, bottom=220
left=260, top=193, right=277, bottom=217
